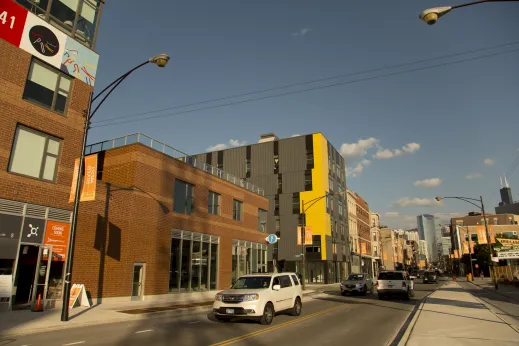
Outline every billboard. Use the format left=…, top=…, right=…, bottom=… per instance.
left=0, top=0, right=99, bottom=86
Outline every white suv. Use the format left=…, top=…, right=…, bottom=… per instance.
left=376, top=270, right=413, bottom=300
left=213, top=273, right=303, bottom=325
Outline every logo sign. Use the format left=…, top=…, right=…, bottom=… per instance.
left=28, top=25, right=60, bottom=56
left=21, top=217, right=45, bottom=245
left=44, top=220, right=71, bottom=262
left=266, top=234, right=278, bottom=244
left=0, top=0, right=28, bottom=47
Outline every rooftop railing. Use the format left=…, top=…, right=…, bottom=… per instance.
left=85, top=133, right=265, bottom=196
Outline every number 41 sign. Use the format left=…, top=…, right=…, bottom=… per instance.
left=0, top=1, right=29, bottom=47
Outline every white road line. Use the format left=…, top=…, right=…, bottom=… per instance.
left=188, top=321, right=200, bottom=324
left=135, top=329, right=153, bottom=334
left=63, top=342, right=86, bottom=346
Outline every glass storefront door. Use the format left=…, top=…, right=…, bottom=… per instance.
left=231, top=240, right=268, bottom=284
left=32, top=245, right=52, bottom=305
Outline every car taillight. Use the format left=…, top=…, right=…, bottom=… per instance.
left=376, top=281, right=379, bottom=287
left=402, top=281, right=407, bottom=287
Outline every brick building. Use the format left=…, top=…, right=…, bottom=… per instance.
left=0, top=0, right=103, bottom=311
left=71, top=134, right=268, bottom=300
left=355, top=192, right=372, bottom=275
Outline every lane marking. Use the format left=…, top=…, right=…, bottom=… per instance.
left=189, top=321, right=200, bottom=324
left=135, top=329, right=153, bottom=334
left=210, top=305, right=344, bottom=346
left=63, top=342, right=86, bottom=346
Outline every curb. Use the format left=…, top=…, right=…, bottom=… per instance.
left=466, top=280, right=519, bottom=304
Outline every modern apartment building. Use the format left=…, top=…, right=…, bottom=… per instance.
left=194, top=133, right=350, bottom=284
left=73, top=134, right=269, bottom=300
left=0, top=0, right=103, bottom=311
left=417, top=214, right=440, bottom=263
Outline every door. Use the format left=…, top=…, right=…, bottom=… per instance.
left=32, top=245, right=52, bottom=305
left=131, top=263, right=145, bottom=300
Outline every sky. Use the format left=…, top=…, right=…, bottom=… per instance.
left=88, top=0, right=519, bottom=230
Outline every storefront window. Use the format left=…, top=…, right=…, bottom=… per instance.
left=251, top=248, right=258, bottom=273
left=169, top=230, right=219, bottom=292
left=231, top=241, right=267, bottom=282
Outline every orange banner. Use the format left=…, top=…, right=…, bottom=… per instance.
left=463, top=242, right=469, bottom=255
left=69, top=159, right=80, bottom=203
left=80, top=154, right=98, bottom=201
left=297, top=226, right=313, bottom=245
left=477, top=227, right=487, bottom=244
left=44, top=221, right=71, bottom=262
left=361, top=242, right=367, bottom=255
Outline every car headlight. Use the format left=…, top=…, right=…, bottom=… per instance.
left=356, top=283, right=363, bottom=287
left=215, top=294, right=223, bottom=301
left=242, top=294, right=259, bottom=301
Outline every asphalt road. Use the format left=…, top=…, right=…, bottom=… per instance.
left=0, top=282, right=443, bottom=346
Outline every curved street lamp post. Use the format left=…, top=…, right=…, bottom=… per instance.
left=419, top=0, right=519, bottom=25
left=435, top=195, right=498, bottom=289
left=61, top=54, right=170, bottom=322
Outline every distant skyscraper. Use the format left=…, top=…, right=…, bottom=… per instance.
left=417, top=214, right=440, bottom=262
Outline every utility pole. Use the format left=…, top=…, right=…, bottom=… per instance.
left=481, top=196, right=498, bottom=290
left=301, top=205, right=306, bottom=290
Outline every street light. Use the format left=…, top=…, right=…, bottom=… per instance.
left=61, top=54, right=170, bottom=322
left=419, top=0, right=519, bottom=25
left=435, top=195, right=498, bottom=289
left=299, top=190, right=346, bottom=290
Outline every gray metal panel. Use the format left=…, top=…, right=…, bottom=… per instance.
left=281, top=171, right=305, bottom=194
left=279, top=193, right=294, bottom=216
left=278, top=214, right=299, bottom=260
left=192, top=154, right=205, bottom=163
left=265, top=195, right=276, bottom=217
left=279, top=137, right=306, bottom=173
left=251, top=142, right=274, bottom=176
left=248, top=175, right=278, bottom=196
left=325, top=235, right=333, bottom=261
left=223, top=147, right=246, bottom=178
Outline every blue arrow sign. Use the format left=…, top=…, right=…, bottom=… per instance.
left=266, top=234, right=278, bottom=244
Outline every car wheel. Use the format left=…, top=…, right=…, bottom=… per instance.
left=378, top=294, right=384, bottom=300
left=290, top=297, right=302, bottom=316
left=260, top=303, right=274, bottom=325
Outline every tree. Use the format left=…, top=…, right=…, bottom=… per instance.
left=473, top=243, right=491, bottom=276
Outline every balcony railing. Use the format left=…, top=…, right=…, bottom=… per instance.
left=85, top=133, right=265, bottom=196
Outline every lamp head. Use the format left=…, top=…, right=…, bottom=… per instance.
left=435, top=196, right=445, bottom=202
left=419, top=7, right=452, bottom=25
left=149, top=54, right=170, bottom=68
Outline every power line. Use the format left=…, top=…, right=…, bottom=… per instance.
left=91, top=47, right=519, bottom=129
left=92, top=40, right=519, bottom=125
left=506, top=152, right=519, bottom=178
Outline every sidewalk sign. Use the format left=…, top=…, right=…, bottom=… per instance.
left=69, top=284, right=90, bottom=308
left=0, top=275, right=13, bottom=312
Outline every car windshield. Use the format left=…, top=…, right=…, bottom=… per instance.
left=425, top=272, right=436, bottom=278
left=232, top=276, right=271, bottom=289
left=347, top=274, right=365, bottom=281
left=378, top=272, right=404, bottom=280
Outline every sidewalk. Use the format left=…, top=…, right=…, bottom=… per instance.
left=469, top=277, right=519, bottom=303
left=400, top=281, right=519, bottom=345
left=0, top=284, right=336, bottom=337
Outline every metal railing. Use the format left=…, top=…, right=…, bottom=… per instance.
left=85, top=133, right=265, bottom=196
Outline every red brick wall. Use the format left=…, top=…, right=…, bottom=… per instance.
left=355, top=193, right=371, bottom=255
left=73, top=144, right=269, bottom=298
left=0, top=40, right=92, bottom=210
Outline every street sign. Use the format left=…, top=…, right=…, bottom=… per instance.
left=266, top=234, right=279, bottom=244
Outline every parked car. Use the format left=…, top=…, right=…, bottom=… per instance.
left=376, top=271, right=413, bottom=300
left=340, top=273, right=373, bottom=296
left=423, top=270, right=439, bottom=284
left=213, top=273, right=303, bottom=325
left=417, top=270, right=425, bottom=279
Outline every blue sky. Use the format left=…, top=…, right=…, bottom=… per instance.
left=88, top=0, right=519, bottom=229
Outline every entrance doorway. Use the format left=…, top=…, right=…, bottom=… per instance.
left=131, top=263, right=145, bottom=301
left=13, top=245, right=52, bottom=309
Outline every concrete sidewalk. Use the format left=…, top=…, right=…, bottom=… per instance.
left=0, top=284, right=337, bottom=337
left=469, top=277, right=519, bottom=303
left=400, top=281, right=519, bottom=345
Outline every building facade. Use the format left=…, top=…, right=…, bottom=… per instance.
left=347, top=190, right=359, bottom=272
left=194, top=133, right=350, bottom=284
left=370, top=212, right=381, bottom=277
left=417, top=214, right=440, bottom=263
left=0, top=0, right=103, bottom=311
left=380, top=229, right=398, bottom=270
left=355, top=192, right=372, bottom=275
left=71, top=134, right=269, bottom=300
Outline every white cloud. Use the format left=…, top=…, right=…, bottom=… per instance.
left=384, top=212, right=400, bottom=217
left=465, top=173, right=482, bottom=180
left=207, top=139, right=247, bottom=151
left=340, top=138, right=379, bottom=162
left=373, top=142, right=420, bottom=160
left=483, top=158, right=495, bottom=166
left=292, top=28, right=312, bottom=36
left=361, top=159, right=372, bottom=166
left=414, top=178, right=442, bottom=188
left=382, top=212, right=417, bottom=229
left=393, top=197, right=443, bottom=207
left=346, top=163, right=364, bottom=177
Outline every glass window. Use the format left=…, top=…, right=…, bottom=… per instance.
left=210, top=243, right=218, bottom=290
left=232, top=276, right=271, bottom=289
left=338, top=199, right=343, bottom=215
left=245, top=160, right=251, bottom=174
left=291, top=274, right=300, bottom=286
left=191, top=240, right=201, bottom=291
left=239, top=246, right=246, bottom=278
left=169, top=238, right=181, bottom=291
left=23, top=60, right=71, bottom=114
left=233, top=199, right=243, bottom=221
left=329, top=177, right=333, bottom=191
left=232, top=245, right=238, bottom=283
left=174, top=180, right=194, bottom=214
left=304, top=170, right=312, bottom=190
left=9, top=126, right=61, bottom=181
left=208, top=191, right=220, bottom=215
left=292, top=193, right=300, bottom=214
left=16, top=0, right=49, bottom=17
left=75, top=0, right=100, bottom=46
left=258, top=209, right=267, bottom=233
left=280, top=275, right=292, bottom=288
left=251, top=248, right=258, bottom=273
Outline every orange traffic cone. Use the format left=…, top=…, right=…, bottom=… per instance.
left=32, top=294, right=44, bottom=312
